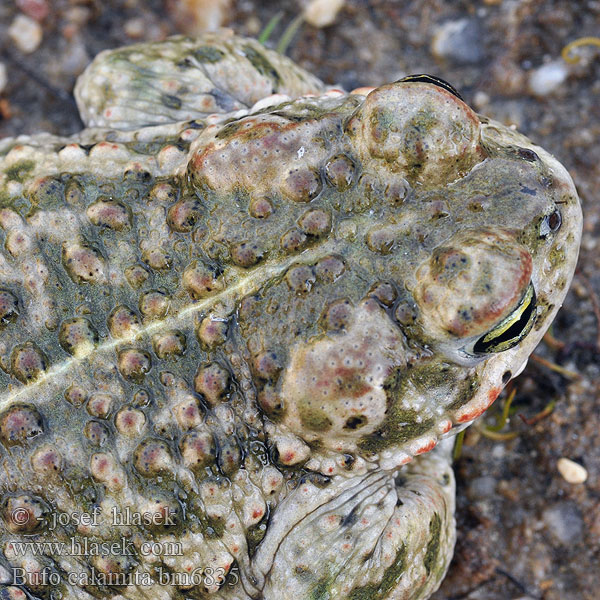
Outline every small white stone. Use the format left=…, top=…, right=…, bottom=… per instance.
left=8, top=14, right=43, bottom=54
left=304, top=0, right=345, bottom=28
left=472, top=90, right=490, bottom=110
left=557, top=457, right=588, bottom=484
left=529, top=60, right=568, bottom=96
left=0, top=63, right=7, bottom=93
left=124, top=17, right=146, bottom=39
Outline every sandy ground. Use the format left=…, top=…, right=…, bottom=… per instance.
left=1, top=1, right=599, bottom=599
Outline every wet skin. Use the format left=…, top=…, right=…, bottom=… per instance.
left=0, top=32, right=581, bottom=600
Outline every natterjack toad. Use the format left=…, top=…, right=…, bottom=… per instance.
left=0, top=31, right=581, bottom=600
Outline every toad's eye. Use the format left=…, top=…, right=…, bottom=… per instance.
left=517, top=147, right=540, bottom=162
left=396, top=74, right=463, bottom=101
left=540, top=209, right=562, bottom=238
left=467, top=283, right=537, bottom=355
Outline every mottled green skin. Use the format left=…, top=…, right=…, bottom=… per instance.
left=0, top=32, right=581, bottom=600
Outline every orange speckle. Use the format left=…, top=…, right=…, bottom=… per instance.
left=458, top=388, right=500, bottom=423
left=282, top=451, right=295, bottom=463
left=415, top=439, right=436, bottom=455
left=487, top=387, right=501, bottom=406
left=457, top=406, right=485, bottom=423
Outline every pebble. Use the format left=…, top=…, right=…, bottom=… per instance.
left=304, top=0, right=345, bottom=28
left=472, top=90, right=490, bottom=110
left=542, top=502, right=583, bottom=544
left=8, top=14, right=43, bottom=54
left=168, top=0, right=232, bottom=34
left=431, top=18, right=484, bottom=65
left=468, top=475, right=497, bottom=500
left=528, top=60, right=568, bottom=96
left=124, top=17, right=146, bottom=39
left=557, top=457, right=588, bottom=484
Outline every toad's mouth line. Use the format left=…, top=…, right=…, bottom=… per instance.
left=469, top=282, right=537, bottom=356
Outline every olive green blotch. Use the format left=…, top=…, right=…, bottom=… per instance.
left=348, top=543, right=408, bottom=600
left=423, top=512, right=442, bottom=576
left=246, top=516, right=269, bottom=557
left=369, top=107, right=395, bottom=144
left=215, top=119, right=248, bottom=140
left=299, top=404, right=332, bottom=432
left=549, top=244, right=566, bottom=269
left=5, top=159, right=35, bottom=183
left=310, top=578, right=332, bottom=600
left=358, top=367, right=441, bottom=453
left=358, top=364, right=480, bottom=452
left=198, top=512, right=225, bottom=539
left=242, top=44, right=281, bottom=85
left=445, top=373, right=480, bottom=411
left=193, top=46, right=226, bottom=63
left=161, top=94, right=182, bottom=110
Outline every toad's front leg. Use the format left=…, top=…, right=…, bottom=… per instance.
left=252, top=439, right=455, bottom=600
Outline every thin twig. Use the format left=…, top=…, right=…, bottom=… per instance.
left=542, top=328, right=565, bottom=351
left=561, top=36, right=600, bottom=64
left=519, top=399, right=556, bottom=426
left=495, top=568, right=542, bottom=599
left=485, top=387, right=516, bottom=432
left=530, top=354, right=581, bottom=380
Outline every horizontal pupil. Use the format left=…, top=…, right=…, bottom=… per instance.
left=473, top=287, right=536, bottom=354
